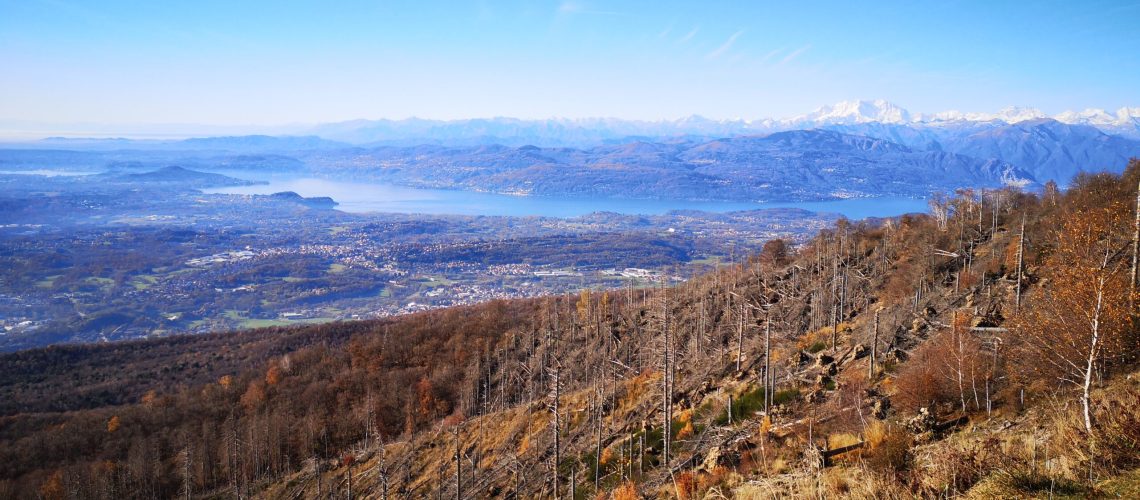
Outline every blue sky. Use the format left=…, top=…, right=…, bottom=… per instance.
left=1, top=0, right=1139, bottom=126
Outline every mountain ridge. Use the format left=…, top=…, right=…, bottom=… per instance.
left=302, top=99, right=1140, bottom=145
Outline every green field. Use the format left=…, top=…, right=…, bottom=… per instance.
left=222, top=309, right=335, bottom=329
left=131, top=275, right=159, bottom=290
left=35, top=275, right=61, bottom=289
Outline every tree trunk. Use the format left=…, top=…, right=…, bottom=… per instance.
left=549, top=366, right=560, bottom=500
left=869, top=309, right=879, bottom=380
left=736, top=302, right=744, bottom=372
left=1131, top=181, right=1140, bottom=310
left=1083, top=284, right=1105, bottom=433
left=454, top=425, right=461, bottom=500
left=1016, top=216, right=1026, bottom=310
left=830, top=303, right=838, bottom=352
left=594, top=389, right=601, bottom=490
left=764, top=315, right=772, bottom=413
left=661, top=287, right=671, bottom=466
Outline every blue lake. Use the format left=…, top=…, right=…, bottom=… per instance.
left=206, top=177, right=929, bottom=219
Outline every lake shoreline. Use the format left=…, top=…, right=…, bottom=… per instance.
left=203, top=176, right=930, bottom=219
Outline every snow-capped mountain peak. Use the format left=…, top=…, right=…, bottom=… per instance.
left=1117, top=107, right=1140, bottom=122
left=787, top=101, right=1057, bottom=127
left=990, top=106, right=1048, bottom=124
left=1055, top=107, right=1140, bottom=127
left=791, top=99, right=911, bottom=125
left=914, top=110, right=999, bottom=123
left=1055, top=108, right=1114, bottom=126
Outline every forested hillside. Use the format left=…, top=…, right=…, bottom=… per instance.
left=2, top=161, right=1139, bottom=499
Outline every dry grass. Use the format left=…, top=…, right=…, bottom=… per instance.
left=827, top=432, right=862, bottom=450
left=863, top=421, right=910, bottom=473
left=732, top=468, right=910, bottom=499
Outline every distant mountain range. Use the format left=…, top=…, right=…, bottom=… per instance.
left=293, top=129, right=1036, bottom=201
left=3, top=100, right=1139, bottom=203
left=302, top=99, right=1140, bottom=145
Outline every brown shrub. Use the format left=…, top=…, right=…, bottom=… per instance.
left=891, top=335, right=959, bottom=414
left=862, top=421, right=910, bottom=473
left=676, top=421, right=694, bottom=440
left=1089, top=383, right=1140, bottom=470
left=675, top=471, right=697, bottom=500
left=612, top=481, right=639, bottom=500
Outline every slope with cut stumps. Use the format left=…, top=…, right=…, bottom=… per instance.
left=3, top=162, right=1139, bottom=499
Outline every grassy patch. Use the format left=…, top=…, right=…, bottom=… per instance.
left=222, top=309, right=335, bottom=329
left=807, top=341, right=827, bottom=353
left=35, top=275, right=61, bottom=289
left=773, top=388, right=800, bottom=405
left=328, top=263, right=347, bottom=274
left=131, top=275, right=158, bottom=290
left=239, top=317, right=335, bottom=329
left=84, top=276, right=115, bottom=290
left=969, top=471, right=1094, bottom=499
left=419, top=276, right=455, bottom=288
left=1099, top=468, right=1140, bottom=498
left=689, top=256, right=723, bottom=266
left=713, top=385, right=768, bottom=426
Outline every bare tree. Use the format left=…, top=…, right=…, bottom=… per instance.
left=1131, top=180, right=1140, bottom=310
left=1016, top=216, right=1026, bottom=310
left=547, top=364, right=562, bottom=499
left=869, top=308, right=880, bottom=380
left=1013, top=203, right=1133, bottom=432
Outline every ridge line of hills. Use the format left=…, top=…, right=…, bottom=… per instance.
left=6, top=119, right=1140, bottom=203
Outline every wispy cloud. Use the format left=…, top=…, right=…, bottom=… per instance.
left=760, top=48, right=784, bottom=64
left=557, top=1, right=624, bottom=16
left=558, top=1, right=581, bottom=14
left=779, top=44, right=811, bottom=65
left=706, top=30, right=744, bottom=59
left=677, top=26, right=699, bottom=44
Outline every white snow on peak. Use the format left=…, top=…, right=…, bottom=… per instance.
left=1055, top=107, right=1140, bottom=127
left=914, top=110, right=998, bottom=123
left=1117, top=107, right=1140, bottom=122
left=785, top=101, right=1064, bottom=127
left=990, top=106, right=1048, bottom=124
left=1055, top=108, right=1115, bottom=125
left=790, top=99, right=911, bottom=125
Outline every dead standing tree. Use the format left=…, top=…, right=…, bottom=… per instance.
left=547, top=363, right=562, bottom=499
left=658, top=286, right=674, bottom=467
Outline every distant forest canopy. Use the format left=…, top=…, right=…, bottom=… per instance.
left=1, top=160, right=1138, bottom=498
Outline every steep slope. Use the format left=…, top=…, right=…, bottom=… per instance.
left=941, top=118, right=1140, bottom=184
left=1055, top=106, right=1140, bottom=139
left=679, top=130, right=1034, bottom=198
left=2, top=164, right=1138, bottom=499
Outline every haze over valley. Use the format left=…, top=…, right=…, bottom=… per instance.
left=5, top=98, right=1138, bottom=351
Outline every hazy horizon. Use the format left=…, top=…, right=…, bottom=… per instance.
left=3, top=98, right=1139, bottom=141
left=3, top=0, right=1139, bottom=132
